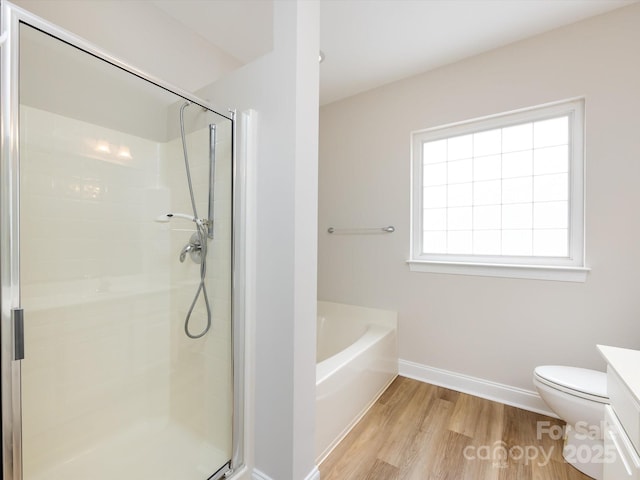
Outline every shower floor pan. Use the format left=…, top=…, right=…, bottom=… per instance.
left=25, top=419, right=228, bottom=480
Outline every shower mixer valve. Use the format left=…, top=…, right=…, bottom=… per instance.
left=154, top=213, right=211, bottom=265
left=180, top=232, right=204, bottom=264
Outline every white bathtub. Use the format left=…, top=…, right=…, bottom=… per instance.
left=315, top=301, right=398, bottom=463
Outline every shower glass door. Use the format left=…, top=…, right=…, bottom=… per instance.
left=15, top=22, right=234, bottom=480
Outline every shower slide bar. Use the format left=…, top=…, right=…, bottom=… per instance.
left=327, top=226, right=395, bottom=235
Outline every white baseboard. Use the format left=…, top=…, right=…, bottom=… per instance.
left=252, top=466, right=319, bottom=480
left=251, top=469, right=271, bottom=480
left=304, top=466, right=321, bottom=480
left=399, top=359, right=557, bottom=418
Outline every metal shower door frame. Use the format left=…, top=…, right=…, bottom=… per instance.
left=0, top=3, right=245, bottom=479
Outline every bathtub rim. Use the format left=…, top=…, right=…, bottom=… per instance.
left=316, top=323, right=395, bottom=385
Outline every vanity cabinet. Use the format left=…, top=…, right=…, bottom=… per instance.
left=604, top=405, right=640, bottom=479
left=598, top=345, right=640, bottom=480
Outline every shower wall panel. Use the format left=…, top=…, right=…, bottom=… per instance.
left=165, top=121, right=233, bottom=454
left=20, top=105, right=173, bottom=478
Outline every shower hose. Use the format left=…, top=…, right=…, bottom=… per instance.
left=179, top=101, right=212, bottom=339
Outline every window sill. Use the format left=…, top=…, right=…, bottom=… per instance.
left=407, top=260, right=590, bottom=282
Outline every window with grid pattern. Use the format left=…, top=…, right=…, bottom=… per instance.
left=410, top=100, right=586, bottom=280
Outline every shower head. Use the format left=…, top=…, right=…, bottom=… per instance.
left=155, top=213, right=196, bottom=223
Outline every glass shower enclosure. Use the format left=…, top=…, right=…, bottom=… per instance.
left=1, top=4, right=241, bottom=480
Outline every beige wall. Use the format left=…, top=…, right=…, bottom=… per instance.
left=318, top=3, right=640, bottom=392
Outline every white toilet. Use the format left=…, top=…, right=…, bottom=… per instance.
left=533, top=365, right=609, bottom=480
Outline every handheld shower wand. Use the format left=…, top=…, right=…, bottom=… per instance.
left=164, top=213, right=195, bottom=222
left=156, top=213, right=209, bottom=230
left=156, top=213, right=194, bottom=223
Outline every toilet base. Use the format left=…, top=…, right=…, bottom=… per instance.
left=562, top=426, right=604, bottom=480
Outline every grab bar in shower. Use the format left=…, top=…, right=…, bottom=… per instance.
left=327, top=226, right=395, bottom=235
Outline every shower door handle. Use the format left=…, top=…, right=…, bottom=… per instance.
left=207, top=123, right=216, bottom=240
left=12, top=308, right=24, bottom=360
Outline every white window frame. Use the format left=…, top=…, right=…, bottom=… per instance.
left=409, top=99, right=589, bottom=282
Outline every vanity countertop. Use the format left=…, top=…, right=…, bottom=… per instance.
left=597, top=344, right=640, bottom=404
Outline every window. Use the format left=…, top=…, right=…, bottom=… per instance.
left=409, top=99, right=588, bottom=281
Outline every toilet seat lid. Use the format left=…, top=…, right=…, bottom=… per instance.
left=534, top=365, right=608, bottom=399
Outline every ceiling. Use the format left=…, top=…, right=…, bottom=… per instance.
left=151, top=0, right=273, bottom=64
left=154, top=0, right=637, bottom=106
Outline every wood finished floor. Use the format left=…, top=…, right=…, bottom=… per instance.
left=319, top=376, right=592, bottom=480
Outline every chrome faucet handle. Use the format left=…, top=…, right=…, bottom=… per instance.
left=179, top=243, right=195, bottom=263
left=179, top=233, right=203, bottom=264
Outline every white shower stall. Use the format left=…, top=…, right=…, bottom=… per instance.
left=1, top=5, right=242, bottom=480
